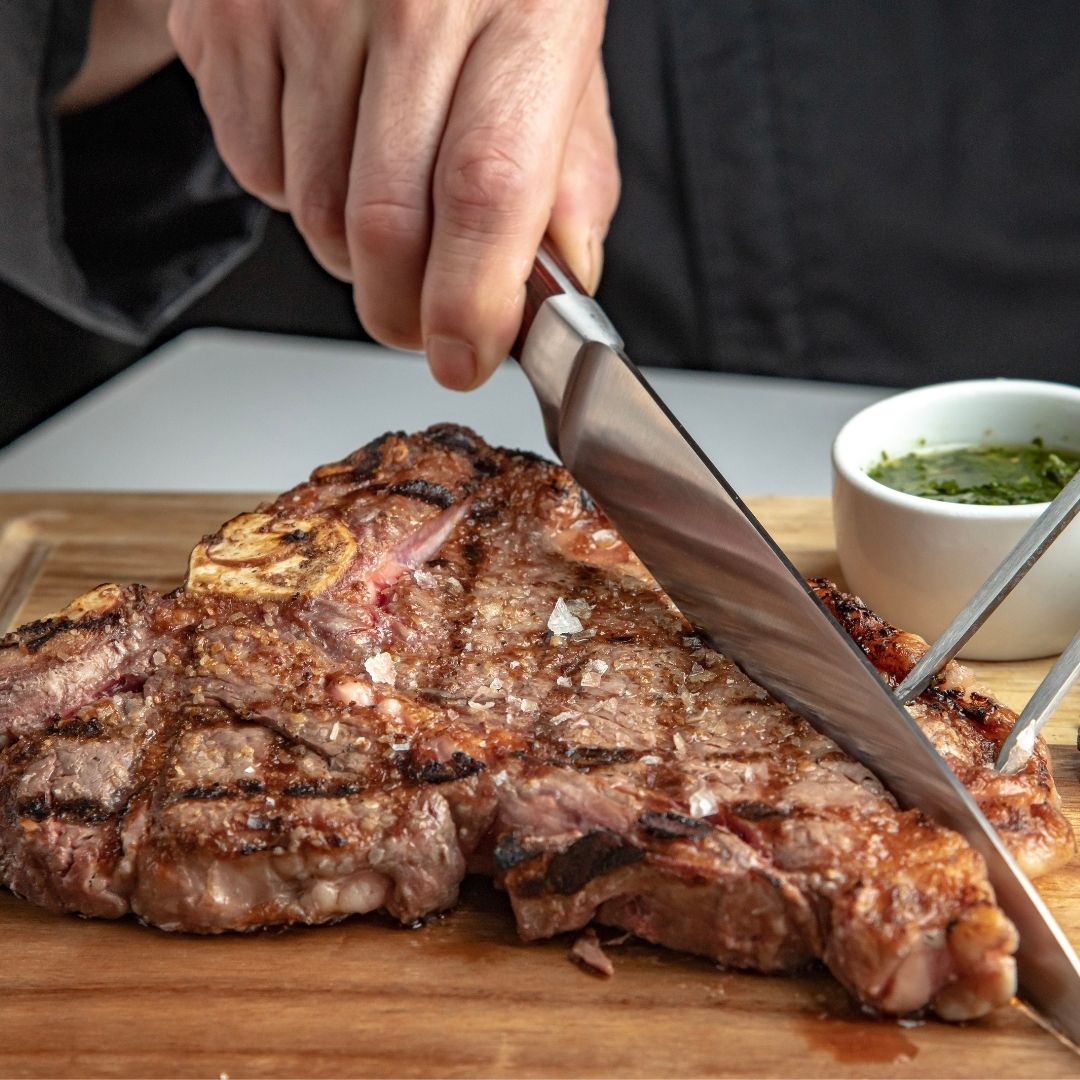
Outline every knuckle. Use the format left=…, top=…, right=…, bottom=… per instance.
left=373, top=0, right=431, bottom=44
left=353, top=287, right=421, bottom=350
left=224, top=148, right=284, bottom=204
left=438, top=137, right=532, bottom=226
left=346, top=188, right=426, bottom=259
left=292, top=193, right=347, bottom=249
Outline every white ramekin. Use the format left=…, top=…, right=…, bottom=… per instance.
left=832, top=378, right=1080, bottom=660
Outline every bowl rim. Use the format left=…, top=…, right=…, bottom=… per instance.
left=831, top=377, right=1080, bottom=520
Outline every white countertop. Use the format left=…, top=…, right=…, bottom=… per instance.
left=0, top=329, right=893, bottom=495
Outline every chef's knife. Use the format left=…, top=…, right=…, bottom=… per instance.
left=512, top=242, right=1080, bottom=1045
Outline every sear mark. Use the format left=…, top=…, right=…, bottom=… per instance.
left=546, top=745, right=639, bottom=769
left=509, top=829, right=644, bottom=898
left=728, top=800, right=785, bottom=821
left=426, top=424, right=478, bottom=454
left=638, top=810, right=712, bottom=839
left=402, top=750, right=486, bottom=785
left=385, top=478, right=456, bottom=509
left=17, top=796, right=111, bottom=824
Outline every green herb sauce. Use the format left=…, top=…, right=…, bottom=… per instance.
left=867, top=438, right=1080, bottom=505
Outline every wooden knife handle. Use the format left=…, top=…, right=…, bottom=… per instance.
left=511, top=240, right=587, bottom=360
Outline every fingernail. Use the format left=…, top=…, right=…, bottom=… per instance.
left=426, top=335, right=477, bottom=390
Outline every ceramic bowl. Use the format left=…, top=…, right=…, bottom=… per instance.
left=831, top=378, right=1080, bottom=661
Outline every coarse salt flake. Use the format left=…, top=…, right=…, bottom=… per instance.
left=592, top=529, right=619, bottom=547
left=547, top=597, right=583, bottom=636
left=364, top=651, right=396, bottom=687
left=556, top=676, right=573, bottom=688
left=328, top=721, right=341, bottom=742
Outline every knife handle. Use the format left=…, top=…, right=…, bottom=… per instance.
left=511, top=240, right=586, bottom=360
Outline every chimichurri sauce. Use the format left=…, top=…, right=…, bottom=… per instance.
left=868, top=439, right=1080, bottom=505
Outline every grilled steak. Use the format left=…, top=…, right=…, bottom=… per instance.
left=0, top=425, right=1072, bottom=1021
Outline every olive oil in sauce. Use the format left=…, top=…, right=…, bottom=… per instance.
left=868, top=438, right=1080, bottom=505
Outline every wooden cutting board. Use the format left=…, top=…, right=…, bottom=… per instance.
left=0, top=492, right=1076, bottom=1079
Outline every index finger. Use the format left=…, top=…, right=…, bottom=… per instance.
left=421, top=2, right=605, bottom=389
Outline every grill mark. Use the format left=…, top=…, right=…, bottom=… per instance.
left=385, top=479, right=456, bottom=509
left=639, top=810, right=712, bottom=839
left=5, top=606, right=128, bottom=655
left=177, top=783, right=230, bottom=800
left=728, top=800, right=785, bottom=821
left=402, top=751, right=485, bottom=785
left=546, top=745, right=639, bottom=769
left=17, top=796, right=112, bottom=824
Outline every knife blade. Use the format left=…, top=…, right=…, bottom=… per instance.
left=513, top=242, right=1080, bottom=1045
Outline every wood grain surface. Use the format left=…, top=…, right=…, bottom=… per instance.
left=0, top=492, right=1076, bottom=1079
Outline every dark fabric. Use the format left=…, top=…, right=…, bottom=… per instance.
left=599, top=0, right=1080, bottom=386
left=2, top=0, right=1080, bottom=449
left=0, top=2, right=266, bottom=345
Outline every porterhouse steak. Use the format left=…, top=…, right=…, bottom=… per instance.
left=0, top=425, right=1072, bottom=1021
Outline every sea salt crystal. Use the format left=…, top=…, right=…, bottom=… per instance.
left=413, top=568, right=438, bottom=589
left=640, top=755, right=661, bottom=765
left=556, top=676, right=573, bottom=688
left=580, top=669, right=603, bottom=688
left=517, top=698, right=538, bottom=713
left=689, top=790, right=718, bottom=818
left=591, top=529, right=618, bottom=547
left=328, top=721, right=341, bottom=742
left=549, top=710, right=577, bottom=726
left=547, top=597, right=583, bottom=636
left=364, top=651, right=396, bottom=687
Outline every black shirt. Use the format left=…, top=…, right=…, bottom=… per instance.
left=2, top=0, right=1079, bottom=445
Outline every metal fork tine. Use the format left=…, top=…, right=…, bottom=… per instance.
left=996, top=629, right=1080, bottom=773
left=894, top=468, right=1080, bottom=704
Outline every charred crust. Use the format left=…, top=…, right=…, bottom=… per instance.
left=236, top=779, right=264, bottom=794
left=607, top=633, right=638, bottom=644
left=177, top=783, right=230, bottom=801
left=280, top=529, right=310, bottom=543
left=402, top=751, right=486, bottom=785
left=281, top=781, right=321, bottom=797
left=638, top=810, right=712, bottom=839
left=461, top=541, right=483, bottom=566
left=425, top=424, right=479, bottom=454
left=341, top=431, right=399, bottom=482
left=472, top=456, right=501, bottom=478
left=18, top=796, right=49, bottom=821
left=46, top=715, right=104, bottom=737
left=729, top=800, right=785, bottom=821
left=546, top=745, right=638, bottom=769
left=505, top=447, right=552, bottom=467
left=511, top=830, right=644, bottom=898
left=5, top=606, right=125, bottom=655
left=385, top=478, right=456, bottom=509
left=493, top=831, right=542, bottom=872
left=16, top=797, right=111, bottom=824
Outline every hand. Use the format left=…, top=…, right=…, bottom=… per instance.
left=55, top=0, right=175, bottom=114
left=168, top=0, right=620, bottom=389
